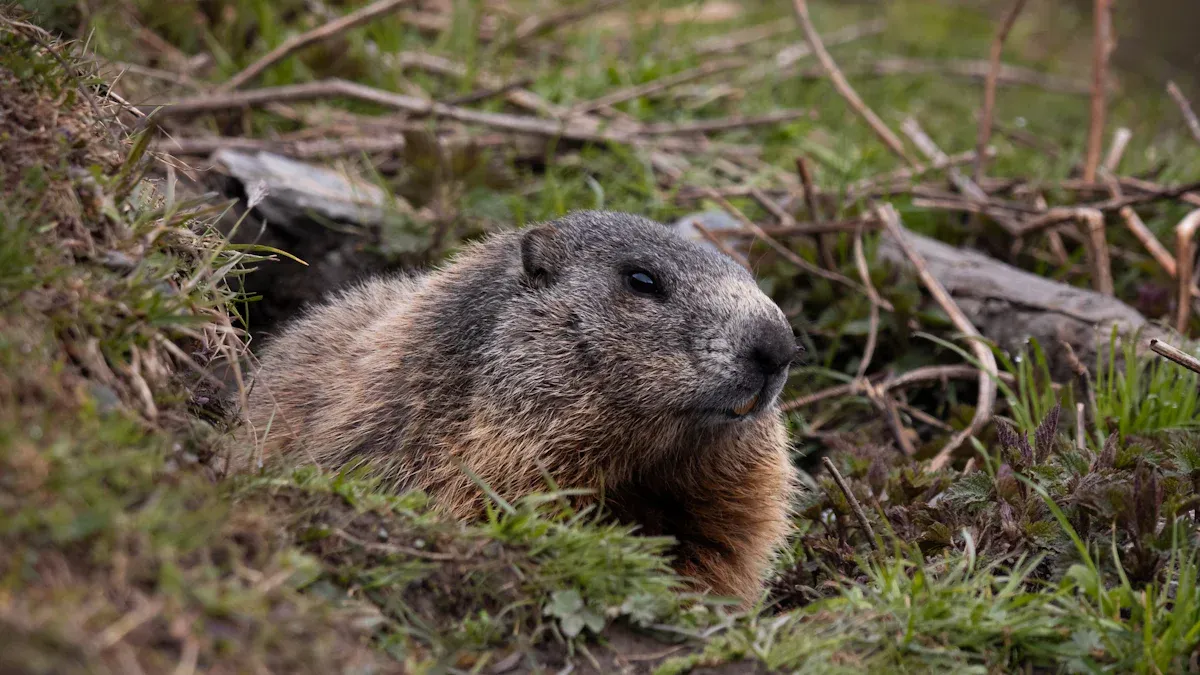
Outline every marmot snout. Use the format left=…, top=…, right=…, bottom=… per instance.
left=243, top=210, right=799, bottom=604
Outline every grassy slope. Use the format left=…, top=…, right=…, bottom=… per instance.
left=7, top=0, right=1200, bottom=672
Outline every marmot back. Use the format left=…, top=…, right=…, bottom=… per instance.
left=243, top=210, right=800, bottom=604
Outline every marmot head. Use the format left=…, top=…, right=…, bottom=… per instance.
left=488, top=210, right=799, bottom=432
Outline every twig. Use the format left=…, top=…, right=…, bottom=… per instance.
left=570, top=57, right=745, bottom=115
left=821, top=456, right=878, bottom=550
left=748, top=187, right=795, bottom=227
left=800, top=57, right=1092, bottom=95
left=332, top=529, right=461, bottom=561
left=1075, top=208, right=1113, bottom=295
left=441, top=76, right=534, bottom=106
left=901, top=117, right=1021, bottom=235
left=1101, top=128, right=1178, bottom=277
left=152, top=134, right=409, bottom=158
left=795, top=156, right=835, bottom=268
left=640, top=110, right=809, bottom=135
left=741, top=19, right=888, bottom=86
left=699, top=188, right=886, bottom=306
left=143, top=78, right=798, bottom=144
left=1083, top=0, right=1114, bottom=183
left=221, top=0, right=416, bottom=91
left=493, top=0, right=623, bottom=52
left=1075, top=402, right=1086, bottom=450
left=692, top=221, right=751, bottom=271
left=975, top=0, right=1027, bottom=183
left=877, top=204, right=998, bottom=472
left=848, top=148, right=993, bottom=197
left=1103, top=127, right=1132, bottom=172
left=852, top=226, right=881, bottom=379
left=1149, top=338, right=1200, bottom=376
left=790, top=0, right=914, bottom=165
left=781, top=364, right=1015, bottom=412
left=1167, top=82, right=1200, bottom=145
left=1175, top=210, right=1200, bottom=333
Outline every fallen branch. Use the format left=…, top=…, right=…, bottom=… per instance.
left=782, top=365, right=1013, bottom=412
left=1149, top=338, right=1200, bottom=376
left=821, top=456, right=878, bottom=550
left=901, top=117, right=1021, bottom=235
left=790, top=0, right=914, bottom=165
left=1175, top=210, right=1200, bottom=333
left=494, top=0, right=623, bottom=52
left=796, top=156, right=835, bottom=268
left=570, top=57, right=745, bottom=115
left=877, top=204, right=997, bottom=472
left=1167, top=81, right=1200, bottom=146
left=221, top=0, right=416, bottom=91
left=1083, top=0, right=1114, bottom=183
left=975, top=0, right=1027, bottom=183
left=141, top=78, right=802, bottom=146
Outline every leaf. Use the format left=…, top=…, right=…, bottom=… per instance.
left=545, top=589, right=583, bottom=618
left=1034, top=403, right=1061, bottom=462
left=559, top=613, right=585, bottom=638
left=944, top=470, right=994, bottom=509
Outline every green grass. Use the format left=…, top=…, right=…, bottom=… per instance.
left=9, top=0, right=1200, bottom=672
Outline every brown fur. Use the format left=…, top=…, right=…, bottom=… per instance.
left=240, top=211, right=799, bottom=605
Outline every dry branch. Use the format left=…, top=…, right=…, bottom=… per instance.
left=1149, top=338, right=1200, bottom=376
left=975, top=0, right=1027, bottom=183
left=1083, top=0, right=1114, bottom=183
left=141, top=79, right=801, bottom=146
left=790, top=0, right=914, bottom=165
left=1175, top=210, right=1200, bottom=333
left=822, top=456, right=879, bottom=549
left=782, top=365, right=1014, bottom=412
left=221, top=0, right=416, bottom=91
left=494, top=0, right=623, bottom=52
left=1167, top=81, right=1200, bottom=146
left=570, top=57, right=745, bottom=115
left=877, top=204, right=997, bottom=472
left=901, top=117, right=1021, bottom=235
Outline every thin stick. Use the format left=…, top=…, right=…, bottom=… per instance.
left=701, top=189, right=885, bottom=305
left=1076, top=208, right=1114, bottom=295
left=1100, top=128, right=1178, bottom=277
left=781, top=365, right=1016, bottom=412
left=692, top=220, right=752, bottom=271
left=1103, top=127, right=1132, bottom=172
left=221, top=0, right=415, bottom=91
left=852, top=226, right=882, bottom=379
left=1175, top=210, right=1200, bottom=333
left=877, top=204, right=998, bottom=472
left=901, top=117, right=1021, bottom=235
left=848, top=149, right=993, bottom=197
left=796, top=156, right=836, bottom=268
left=493, top=0, right=623, bottom=52
left=1075, top=402, right=1086, bottom=450
left=143, top=78, right=798, bottom=144
left=1083, top=0, right=1114, bottom=183
left=975, top=0, right=1027, bottom=183
left=821, top=456, right=878, bottom=550
left=1149, top=338, right=1200, bottom=376
left=570, top=57, right=745, bottom=115
left=790, top=0, right=914, bottom=165
left=1167, top=82, right=1200, bottom=145
left=640, top=110, right=808, bottom=135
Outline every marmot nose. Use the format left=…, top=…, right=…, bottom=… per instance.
left=745, top=318, right=798, bottom=377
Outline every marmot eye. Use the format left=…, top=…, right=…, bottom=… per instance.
left=626, top=270, right=661, bottom=296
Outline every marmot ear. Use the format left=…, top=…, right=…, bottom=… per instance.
left=519, top=224, right=564, bottom=288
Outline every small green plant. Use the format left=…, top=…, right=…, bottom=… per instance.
left=1095, top=328, right=1200, bottom=440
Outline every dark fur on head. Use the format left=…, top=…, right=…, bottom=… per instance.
left=242, top=210, right=800, bottom=604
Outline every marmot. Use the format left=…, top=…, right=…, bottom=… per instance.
left=242, top=210, right=800, bottom=604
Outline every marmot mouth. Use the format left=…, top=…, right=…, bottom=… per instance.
left=731, top=393, right=760, bottom=417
